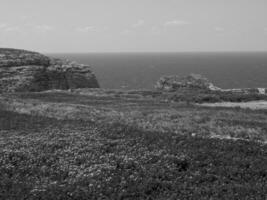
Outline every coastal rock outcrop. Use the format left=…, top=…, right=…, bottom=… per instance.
left=155, top=74, right=220, bottom=91
left=0, top=48, right=99, bottom=92
left=155, top=74, right=267, bottom=95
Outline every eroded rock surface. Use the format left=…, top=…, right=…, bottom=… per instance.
left=155, top=74, right=267, bottom=95
left=155, top=74, right=219, bottom=91
left=0, top=48, right=99, bottom=92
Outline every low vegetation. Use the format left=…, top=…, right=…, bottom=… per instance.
left=163, top=88, right=267, bottom=103
left=0, top=90, right=267, bottom=199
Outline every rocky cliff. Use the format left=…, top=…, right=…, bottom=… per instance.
left=0, top=48, right=99, bottom=92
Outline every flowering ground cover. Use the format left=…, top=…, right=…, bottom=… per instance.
left=4, top=90, right=267, bottom=143
left=0, top=90, right=267, bottom=199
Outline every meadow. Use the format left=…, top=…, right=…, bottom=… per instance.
left=0, top=89, right=267, bottom=199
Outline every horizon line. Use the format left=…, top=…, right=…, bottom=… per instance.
left=44, top=50, right=267, bottom=54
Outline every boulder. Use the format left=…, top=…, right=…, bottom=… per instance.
left=0, top=48, right=99, bottom=92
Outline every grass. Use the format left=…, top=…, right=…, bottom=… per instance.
left=10, top=88, right=267, bottom=104
left=1, top=90, right=267, bottom=199
left=4, top=90, right=267, bottom=142
left=163, top=88, right=267, bottom=103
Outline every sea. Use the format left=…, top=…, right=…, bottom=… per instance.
left=47, top=52, right=267, bottom=90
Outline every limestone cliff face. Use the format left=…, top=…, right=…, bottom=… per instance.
left=0, top=48, right=99, bottom=92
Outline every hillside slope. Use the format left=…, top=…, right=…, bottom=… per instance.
left=0, top=89, right=266, bottom=199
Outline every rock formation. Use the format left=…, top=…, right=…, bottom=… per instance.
left=0, top=48, right=99, bottom=92
left=155, top=74, right=220, bottom=91
left=155, top=74, right=267, bottom=95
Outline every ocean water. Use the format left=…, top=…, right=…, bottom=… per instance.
left=48, top=52, right=267, bottom=90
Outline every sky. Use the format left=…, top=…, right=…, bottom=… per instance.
left=0, top=0, right=267, bottom=53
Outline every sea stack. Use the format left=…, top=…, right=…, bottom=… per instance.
left=0, top=48, right=99, bottom=92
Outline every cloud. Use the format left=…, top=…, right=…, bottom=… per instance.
left=164, top=20, right=190, bottom=26
left=4, top=26, right=21, bottom=32
left=76, top=26, right=110, bottom=33
left=132, top=20, right=145, bottom=28
left=103, top=26, right=109, bottom=31
left=0, top=23, right=21, bottom=32
left=121, top=29, right=132, bottom=35
left=0, top=23, right=54, bottom=34
left=151, top=26, right=161, bottom=35
left=214, top=27, right=225, bottom=32
left=20, top=15, right=33, bottom=21
left=264, top=27, right=267, bottom=32
left=34, top=25, right=53, bottom=32
left=0, top=23, right=7, bottom=29
left=76, top=26, right=97, bottom=32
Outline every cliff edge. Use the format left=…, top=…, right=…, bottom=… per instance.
left=0, top=48, right=99, bottom=92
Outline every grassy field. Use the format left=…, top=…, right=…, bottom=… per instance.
left=0, top=89, right=267, bottom=199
